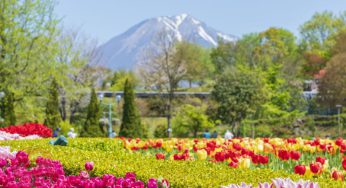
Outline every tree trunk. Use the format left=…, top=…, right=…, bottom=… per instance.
left=193, top=129, right=198, bottom=138
left=231, top=123, right=236, bottom=136
left=167, top=92, right=173, bottom=138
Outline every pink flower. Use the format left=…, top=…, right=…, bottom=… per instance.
left=84, top=161, right=94, bottom=171
left=147, top=178, right=158, bottom=188
left=79, top=170, right=89, bottom=179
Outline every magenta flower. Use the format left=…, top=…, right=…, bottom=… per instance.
left=85, top=161, right=94, bottom=171
left=147, top=178, right=158, bottom=188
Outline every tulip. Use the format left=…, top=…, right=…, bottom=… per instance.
left=155, top=153, right=165, bottom=160
left=84, top=161, right=94, bottom=171
left=278, top=150, right=290, bottom=160
left=196, top=149, right=207, bottom=160
left=310, top=162, right=322, bottom=174
left=331, top=169, right=344, bottom=181
left=290, top=151, right=300, bottom=160
left=342, top=159, right=346, bottom=170
left=238, top=157, right=251, bottom=169
left=294, top=165, right=306, bottom=175
left=315, top=157, right=326, bottom=165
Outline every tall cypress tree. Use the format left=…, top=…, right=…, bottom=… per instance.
left=81, top=88, right=104, bottom=137
left=44, top=79, right=61, bottom=130
left=119, top=79, right=142, bottom=138
left=2, top=90, right=16, bottom=127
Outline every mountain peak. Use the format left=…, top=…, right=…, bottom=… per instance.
left=97, top=14, right=237, bottom=70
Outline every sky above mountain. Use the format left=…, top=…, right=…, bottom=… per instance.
left=55, top=0, right=346, bottom=44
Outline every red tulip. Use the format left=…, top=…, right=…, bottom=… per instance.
left=336, top=138, right=343, bottom=146
left=155, top=153, right=165, bottom=160
left=342, top=159, right=346, bottom=170
left=310, top=162, right=322, bottom=174
left=316, top=157, right=326, bottom=165
left=278, top=150, right=290, bottom=160
left=228, top=161, right=238, bottom=168
left=258, top=155, right=269, bottom=164
left=294, top=165, right=306, bottom=175
left=290, top=151, right=301, bottom=161
left=331, top=170, right=344, bottom=181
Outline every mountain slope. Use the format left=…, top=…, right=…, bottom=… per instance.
left=97, top=13, right=237, bottom=70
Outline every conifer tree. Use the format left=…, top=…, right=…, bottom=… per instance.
left=2, top=90, right=16, bottom=127
left=44, top=79, right=61, bottom=129
left=119, top=79, right=142, bottom=137
left=81, top=88, right=104, bottom=137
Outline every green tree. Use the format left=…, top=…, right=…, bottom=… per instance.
left=173, top=104, right=213, bottom=138
left=300, top=11, right=345, bottom=53
left=119, top=79, right=142, bottom=138
left=210, top=39, right=235, bottom=74
left=211, top=66, right=264, bottom=134
left=175, top=41, right=214, bottom=86
left=44, top=79, right=61, bottom=130
left=109, top=70, right=138, bottom=91
left=299, top=11, right=346, bottom=76
left=81, top=88, right=103, bottom=137
left=2, top=90, right=16, bottom=126
left=318, top=53, right=346, bottom=108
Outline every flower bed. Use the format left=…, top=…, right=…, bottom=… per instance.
left=0, top=123, right=52, bottom=138
left=121, top=137, right=346, bottom=183
left=0, top=138, right=343, bottom=187
left=0, top=146, right=169, bottom=188
left=0, top=131, right=41, bottom=140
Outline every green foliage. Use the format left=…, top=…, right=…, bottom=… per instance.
left=119, top=79, right=143, bottom=138
left=154, top=124, right=167, bottom=138
left=1, top=90, right=16, bottom=126
left=109, top=70, right=138, bottom=91
left=211, top=66, right=265, bottom=133
left=59, top=120, right=74, bottom=136
left=173, top=104, right=213, bottom=138
left=210, top=39, right=235, bottom=74
left=175, top=41, right=214, bottom=85
left=44, top=79, right=61, bottom=130
left=300, top=11, right=346, bottom=54
left=81, top=88, right=104, bottom=137
left=0, top=138, right=344, bottom=188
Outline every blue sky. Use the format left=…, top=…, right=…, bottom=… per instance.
left=55, top=0, right=346, bottom=44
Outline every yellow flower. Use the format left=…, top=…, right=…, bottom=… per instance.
left=238, top=157, right=251, bottom=169
left=196, top=149, right=208, bottom=160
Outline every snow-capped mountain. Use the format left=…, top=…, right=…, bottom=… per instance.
left=97, top=13, right=237, bottom=70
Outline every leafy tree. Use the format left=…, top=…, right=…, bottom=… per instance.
left=81, top=88, right=104, bottom=137
left=300, top=11, right=345, bottom=53
left=211, top=66, right=265, bottom=134
left=299, top=11, right=346, bottom=76
left=254, top=27, right=297, bottom=67
left=175, top=41, right=214, bottom=86
left=2, top=90, right=16, bottom=126
left=173, top=104, right=213, bottom=138
left=210, top=40, right=235, bottom=74
left=318, top=53, right=346, bottom=108
left=44, top=79, right=61, bottom=130
left=0, top=0, right=60, bottom=122
left=109, top=70, right=138, bottom=91
left=119, top=79, right=142, bottom=138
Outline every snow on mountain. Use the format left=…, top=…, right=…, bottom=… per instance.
left=97, top=13, right=237, bottom=70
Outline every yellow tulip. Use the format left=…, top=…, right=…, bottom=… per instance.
left=196, top=149, right=208, bottom=160
left=238, top=157, right=251, bottom=169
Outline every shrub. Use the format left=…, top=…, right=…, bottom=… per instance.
left=154, top=124, right=167, bottom=138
